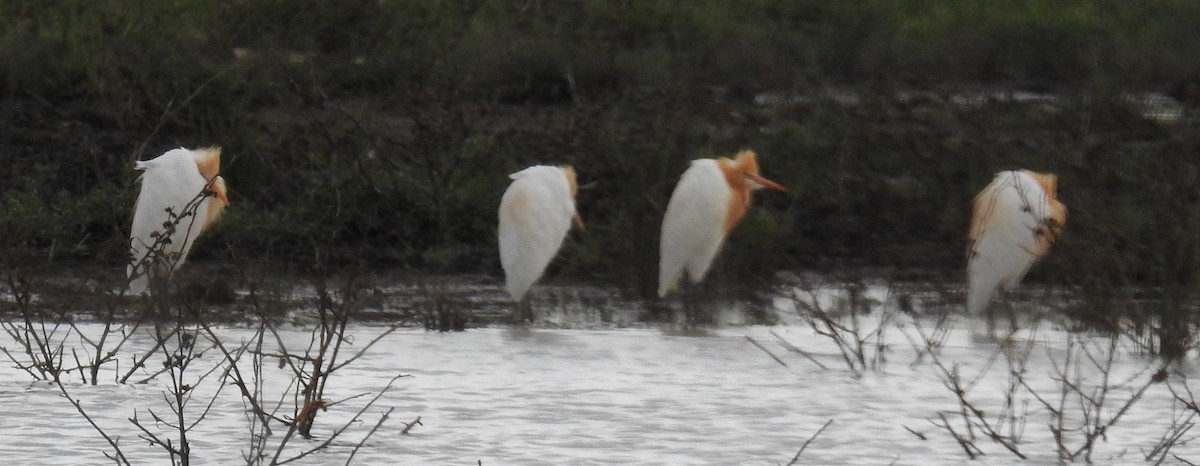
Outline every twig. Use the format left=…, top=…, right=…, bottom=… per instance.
left=770, top=331, right=828, bottom=370
left=745, top=336, right=787, bottom=367
left=934, top=412, right=980, bottom=459
left=273, top=373, right=407, bottom=465
left=400, top=416, right=423, bottom=435
left=326, top=324, right=401, bottom=373
left=1144, top=413, right=1192, bottom=465
left=914, top=312, right=1029, bottom=460
left=903, top=424, right=927, bottom=440
left=784, top=419, right=833, bottom=466
left=55, top=378, right=132, bottom=465
left=344, top=407, right=396, bottom=466
left=201, top=323, right=278, bottom=430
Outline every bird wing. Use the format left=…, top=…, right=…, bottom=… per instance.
left=127, top=148, right=212, bottom=293
left=498, top=166, right=577, bottom=301
left=966, top=171, right=1052, bottom=314
left=658, top=160, right=732, bottom=297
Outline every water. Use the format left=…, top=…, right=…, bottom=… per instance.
left=0, top=310, right=1196, bottom=464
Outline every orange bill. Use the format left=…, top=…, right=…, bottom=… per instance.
left=746, top=173, right=786, bottom=192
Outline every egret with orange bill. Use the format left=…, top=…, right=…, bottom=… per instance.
left=127, top=147, right=230, bottom=295
left=498, top=165, right=584, bottom=323
left=658, top=150, right=786, bottom=324
left=966, top=169, right=1066, bottom=336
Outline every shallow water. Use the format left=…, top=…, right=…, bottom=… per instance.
left=0, top=315, right=1196, bottom=465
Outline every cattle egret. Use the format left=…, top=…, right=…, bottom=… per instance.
left=658, top=150, right=786, bottom=313
left=966, top=170, right=1067, bottom=333
left=498, top=165, right=583, bottom=321
left=127, top=147, right=229, bottom=295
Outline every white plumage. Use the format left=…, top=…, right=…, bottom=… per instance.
left=658, top=150, right=785, bottom=298
left=966, top=170, right=1066, bottom=317
left=127, top=147, right=228, bottom=295
left=498, top=165, right=580, bottom=302
left=658, top=159, right=733, bottom=297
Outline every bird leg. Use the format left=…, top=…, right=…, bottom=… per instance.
left=681, top=281, right=716, bottom=327
left=512, top=294, right=533, bottom=325
left=984, top=299, right=997, bottom=339
left=999, top=289, right=1019, bottom=334
left=981, top=289, right=1019, bottom=341
left=681, top=281, right=696, bottom=326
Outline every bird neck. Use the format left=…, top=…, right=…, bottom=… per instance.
left=717, top=159, right=752, bottom=232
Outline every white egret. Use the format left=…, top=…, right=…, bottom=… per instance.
left=658, top=150, right=786, bottom=317
left=127, top=147, right=229, bottom=295
left=966, top=170, right=1066, bottom=333
left=498, top=165, right=583, bottom=321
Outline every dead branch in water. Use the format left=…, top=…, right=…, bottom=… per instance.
left=770, top=330, right=829, bottom=370
left=745, top=336, right=788, bottom=367
left=54, top=378, right=131, bottom=465
left=902, top=424, right=927, bottom=440
left=932, top=412, right=981, bottom=459
left=780, top=277, right=897, bottom=375
left=1019, top=333, right=1156, bottom=462
left=912, top=314, right=1031, bottom=460
left=344, top=407, right=397, bottom=466
left=400, top=416, right=424, bottom=435
left=783, top=419, right=833, bottom=466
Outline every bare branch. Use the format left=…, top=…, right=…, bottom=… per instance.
left=745, top=336, right=787, bottom=367
left=400, top=416, right=423, bottom=435
left=344, top=407, right=397, bottom=466
left=783, top=419, right=833, bottom=466
left=55, top=378, right=131, bottom=465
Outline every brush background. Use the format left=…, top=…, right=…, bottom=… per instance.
left=1, top=1, right=1198, bottom=343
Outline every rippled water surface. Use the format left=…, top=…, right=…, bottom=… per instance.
left=0, top=318, right=1195, bottom=465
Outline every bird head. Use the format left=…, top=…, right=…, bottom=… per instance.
left=208, top=175, right=229, bottom=217
left=732, top=150, right=786, bottom=192
left=1024, top=170, right=1067, bottom=234
left=561, top=165, right=579, bottom=198
left=560, top=165, right=584, bottom=230
left=192, top=147, right=230, bottom=226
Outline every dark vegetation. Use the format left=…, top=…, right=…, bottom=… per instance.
left=2, top=1, right=1200, bottom=349
left=7, top=3, right=1200, bottom=462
